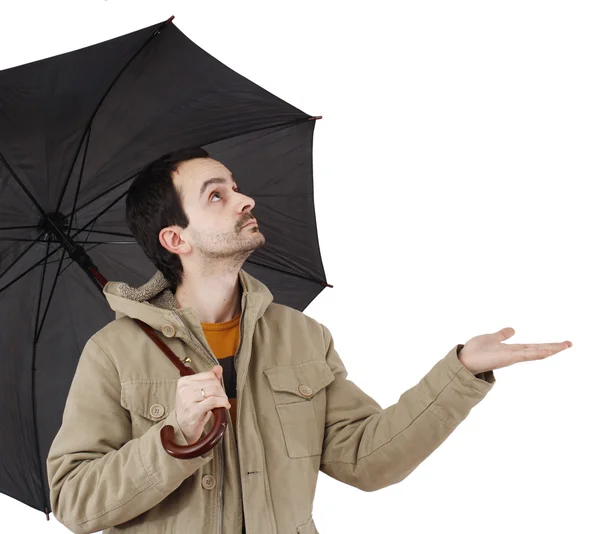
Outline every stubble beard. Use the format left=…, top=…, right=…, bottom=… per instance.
left=190, top=226, right=266, bottom=267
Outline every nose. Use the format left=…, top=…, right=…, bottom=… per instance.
left=237, top=190, right=256, bottom=213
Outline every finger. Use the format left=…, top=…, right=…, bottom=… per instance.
left=189, top=384, right=227, bottom=401
left=181, top=379, right=227, bottom=399
left=512, top=342, right=572, bottom=361
left=196, top=396, right=231, bottom=414
left=185, top=378, right=223, bottom=389
left=180, top=379, right=224, bottom=395
left=209, top=365, right=223, bottom=380
left=186, top=369, right=222, bottom=382
left=494, top=327, right=516, bottom=341
left=510, top=341, right=572, bottom=352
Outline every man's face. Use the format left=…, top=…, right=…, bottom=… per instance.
left=172, top=157, right=265, bottom=260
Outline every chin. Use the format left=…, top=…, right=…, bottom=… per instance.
left=252, top=231, right=266, bottom=245
left=235, top=233, right=265, bottom=253
left=248, top=232, right=266, bottom=250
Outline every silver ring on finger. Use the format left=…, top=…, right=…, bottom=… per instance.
left=201, top=388, right=206, bottom=399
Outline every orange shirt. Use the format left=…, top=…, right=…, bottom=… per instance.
left=200, top=313, right=240, bottom=431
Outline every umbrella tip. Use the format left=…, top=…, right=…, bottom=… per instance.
left=309, top=116, right=323, bottom=121
left=44, top=507, right=50, bottom=521
left=167, top=15, right=175, bottom=23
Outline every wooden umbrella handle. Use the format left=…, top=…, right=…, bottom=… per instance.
left=160, top=407, right=228, bottom=460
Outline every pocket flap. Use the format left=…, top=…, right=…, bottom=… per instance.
left=264, top=361, right=334, bottom=399
left=121, top=379, right=178, bottom=420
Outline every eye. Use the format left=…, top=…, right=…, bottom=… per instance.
left=210, top=186, right=240, bottom=202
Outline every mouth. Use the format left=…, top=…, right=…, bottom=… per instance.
left=241, top=220, right=258, bottom=229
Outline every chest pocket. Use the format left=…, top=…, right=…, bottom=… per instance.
left=121, top=380, right=178, bottom=439
left=264, top=361, right=335, bottom=458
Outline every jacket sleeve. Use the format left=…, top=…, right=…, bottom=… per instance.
left=319, top=324, right=495, bottom=492
left=46, top=337, right=213, bottom=534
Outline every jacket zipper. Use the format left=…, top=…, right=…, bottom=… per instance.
left=233, top=305, right=244, bottom=534
left=171, top=295, right=246, bottom=534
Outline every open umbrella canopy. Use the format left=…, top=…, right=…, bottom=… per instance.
left=0, top=16, right=330, bottom=517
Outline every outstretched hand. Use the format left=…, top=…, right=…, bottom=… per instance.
left=458, top=327, right=572, bottom=375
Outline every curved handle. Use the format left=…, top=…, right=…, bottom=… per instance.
left=160, top=406, right=228, bottom=459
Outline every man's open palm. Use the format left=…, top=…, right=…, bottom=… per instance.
left=459, top=327, right=573, bottom=375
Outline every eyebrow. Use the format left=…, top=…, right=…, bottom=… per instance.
left=199, top=176, right=236, bottom=198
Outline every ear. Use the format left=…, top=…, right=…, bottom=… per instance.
left=159, top=226, right=191, bottom=256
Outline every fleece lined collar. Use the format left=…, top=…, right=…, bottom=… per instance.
left=101, top=268, right=273, bottom=336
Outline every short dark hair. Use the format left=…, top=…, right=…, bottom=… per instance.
left=125, top=145, right=210, bottom=288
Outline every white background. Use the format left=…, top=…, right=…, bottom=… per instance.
left=1, top=1, right=598, bottom=533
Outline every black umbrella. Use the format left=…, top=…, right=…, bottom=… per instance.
left=0, top=15, right=331, bottom=519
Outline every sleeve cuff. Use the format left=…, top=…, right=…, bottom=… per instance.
left=457, top=344, right=496, bottom=385
left=417, top=344, right=496, bottom=427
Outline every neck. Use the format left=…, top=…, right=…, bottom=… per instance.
left=174, top=262, right=243, bottom=324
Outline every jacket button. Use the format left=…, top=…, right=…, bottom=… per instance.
left=298, top=384, right=313, bottom=397
left=162, top=324, right=176, bottom=337
left=149, top=404, right=165, bottom=419
left=202, top=475, right=216, bottom=490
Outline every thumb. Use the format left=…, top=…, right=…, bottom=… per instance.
left=494, top=327, right=515, bottom=341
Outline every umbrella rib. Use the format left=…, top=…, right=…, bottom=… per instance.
left=72, top=229, right=134, bottom=238
left=58, top=244, right=101, bottom=275
left=64, top=171, right=135, bottom=222
left=0, top=238, right=133, bottom=244
left=0, top=238, right=53, bottom=243
left=0, top=150, right=46, bottom=216
left=35, top=247, right=68, bottom=344
left=55, top=17, right=175, bottom=214
left=0, top=225, right=39, bottom=230
left=0, top=229, right=46, bottom=284
left=71, top=189, right=128, bottom=240
left=65, top=129, right=92, bottom=236
left=33, top=241, right=51, bottom=347
left=77, top=240, right=136, bottom=245
left=75, top=215, right=98, bottom=251
left=0, top=245, right=58, bottom=294
left=31, top=240, right=52, bottom=514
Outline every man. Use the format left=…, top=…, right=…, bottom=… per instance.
left=46, top=146, right=572, bottom=534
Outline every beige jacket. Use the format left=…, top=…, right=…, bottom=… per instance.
left=47, top=268, right=495, bottom=533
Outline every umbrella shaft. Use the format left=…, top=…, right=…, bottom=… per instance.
left=44, top=216, right=107, bottom=292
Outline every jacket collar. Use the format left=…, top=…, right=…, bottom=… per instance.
left=102, top=268, right=273, bottom=338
